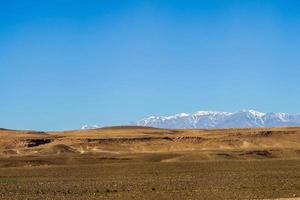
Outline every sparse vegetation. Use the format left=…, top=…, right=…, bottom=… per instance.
left=0, top=126, right=300, bottom=199
left=0, top=160, right=300, bottom=200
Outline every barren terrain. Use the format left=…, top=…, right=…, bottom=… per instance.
left=0, top=126, right=300, bottom=199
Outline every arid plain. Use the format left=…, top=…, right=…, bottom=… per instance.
left=0, top=126, right=300, bottom=200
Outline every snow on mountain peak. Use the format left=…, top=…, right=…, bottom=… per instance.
left=165, top=113, right=189, bottom=119
left=81, top=125, right=100, bottom=130
left=240, top=109, right=266, bottom=117
left=193, top=111, right=227, bottom=116
left=135, top=110, right=300, bottom=129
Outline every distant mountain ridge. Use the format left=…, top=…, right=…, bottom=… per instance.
left=81, top=125, right=100, bottom=130
left=135, top=110, right=300, bottom=129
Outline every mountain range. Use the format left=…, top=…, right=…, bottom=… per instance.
left=81, top=125, right=100, bottom=130
left=134, top=110, right=300, bottom=129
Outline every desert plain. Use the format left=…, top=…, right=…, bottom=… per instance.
left=0, top=126, right=300, bottom=200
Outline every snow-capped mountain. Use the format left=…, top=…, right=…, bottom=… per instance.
left=135, top=110, right=300, bottom=129
left=81, top=125, right=100, bottom=130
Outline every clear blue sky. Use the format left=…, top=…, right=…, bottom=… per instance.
left=1, top=0, right=300, bottom=130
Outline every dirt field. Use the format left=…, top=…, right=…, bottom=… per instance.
left=0, top=126, right=300, bottom=199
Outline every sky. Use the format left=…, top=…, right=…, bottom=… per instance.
left=1, top=0, right=300, bottom=130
